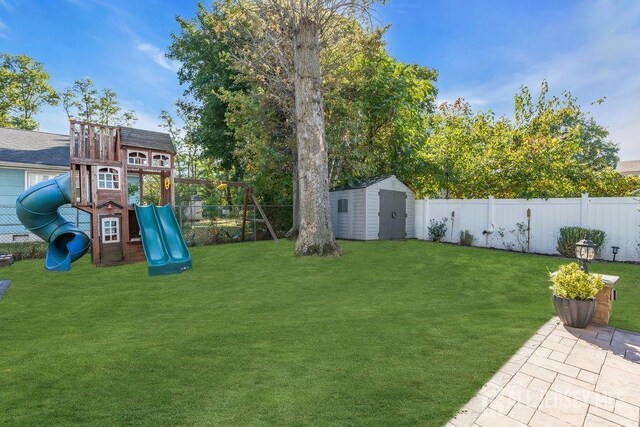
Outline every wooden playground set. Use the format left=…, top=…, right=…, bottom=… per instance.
left=15, top=120, right=276, bottom=274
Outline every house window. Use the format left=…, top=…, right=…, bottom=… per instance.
left=101, top=217, right=120, bottom=243
left=26, top=172, right=59, bottom=189
left=152, top=153, right=170, bottom=168
left=338, top=199, right=348, bottom=213
left=127, top=150, right=148, bottom=166
left=97, top=167, right=120, bottom=190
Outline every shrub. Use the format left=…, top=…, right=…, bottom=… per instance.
left=0, top=242, right=47, bottom=261
left=497, top=227, right=514, bottom=251
left=513, top=222, right=530, bottom=253
left=459, top=230, right=474, bottom=246
left=556, top=227, right=606, bottom=258
left=427, top=218, right=448, bottom=242
left=549, top=262, right=604, bottom=300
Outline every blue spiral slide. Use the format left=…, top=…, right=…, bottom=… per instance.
left=16, top=172, right=91, bottom=271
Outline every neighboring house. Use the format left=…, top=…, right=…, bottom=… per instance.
left=616, top=160, right=640, bottom=176
left=0, top=127, right=87, bottom=242
left=0, top=127, right=69, bottom=205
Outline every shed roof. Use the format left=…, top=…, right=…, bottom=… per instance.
left=616, top=160, right=640, bottom=175
left=331, top=176, right=394, bottom=191
left=0, top=127, right=69, bottom=167
left=120, top=127, right=175, bottom=153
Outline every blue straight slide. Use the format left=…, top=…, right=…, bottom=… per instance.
left=15, top=172, right=91, bottom=271
left=134, top=204, right=192, bottom=276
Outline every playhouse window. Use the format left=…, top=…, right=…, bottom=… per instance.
left=97, top=167, right=120, bottom=190
left=101, top=217, right=120, bottom=243
left=152, top=153, right=170, bottom=168
left=127, top=151, right=148, bottom=166
left=338, top=199, right=348, bottom=213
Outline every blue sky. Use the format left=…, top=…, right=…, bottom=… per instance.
left=1, top=0, right=638, bottom=159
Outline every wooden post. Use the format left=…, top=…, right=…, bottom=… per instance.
left=80, top=166, right=88, bottom=205
left=79, top=123, right=85, bottom=159
left=251, top=192, right=278, bottom=242
left=241, top=188, right=249, bottom=242
left=69, top=120, right=76, bottom=159
left=89, top=125, right=95, bottom=159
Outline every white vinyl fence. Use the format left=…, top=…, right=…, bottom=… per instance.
left=415, top=194, right=640, bottom=262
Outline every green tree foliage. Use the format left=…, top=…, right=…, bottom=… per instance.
left=171, top=5, right=635, bottom=205
left=0, top=54, right=58, bottom=130
left=168, top=2, right=243, bottom=181
left=170, top=2, right=437, bottom=203
left=159, top=108, right=231, bottom=205
left=326, top=33, right=437, bottom=188
left=420, top=82, right=639, bottom=199
left=62, top=78, right=137, bottom=126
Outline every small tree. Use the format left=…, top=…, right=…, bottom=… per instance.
left=0, top=54, right=58, bottom=130
left=62, top=78, right=137, bottom=126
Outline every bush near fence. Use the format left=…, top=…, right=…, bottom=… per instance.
left=557, top=227, right=606, bottom=258
left=415, top=194, right=640, bottom=262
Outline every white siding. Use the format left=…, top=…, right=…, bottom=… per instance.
left=330, top=190, right=350, bottom=239
left=417, top=195, right=640, bottom=262
left=351, top=189, right=366, bottom=240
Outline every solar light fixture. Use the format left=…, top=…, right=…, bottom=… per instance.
left=612, top=246, right=620, bottom=262
left=575, top=237, right=596, bottom=273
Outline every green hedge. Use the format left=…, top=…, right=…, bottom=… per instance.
left=556, top=227, right=606, bottom=258
left=0, top=242, right=48, bottom=261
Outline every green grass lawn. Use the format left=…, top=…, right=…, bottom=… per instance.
left=1, top=241, right=638, bottom=426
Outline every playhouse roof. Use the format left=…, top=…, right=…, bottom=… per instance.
left=0, top=127, right=69, bottom=168
left=120, top=127, right=175, bottom=153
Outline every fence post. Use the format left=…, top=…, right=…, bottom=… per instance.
left=487, top=196, right=495, bottom=228
left=422, top=198, right=429, bottom=240
left=580, top=193, right=589, bottom=227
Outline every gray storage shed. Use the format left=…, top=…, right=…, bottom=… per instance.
left=329, top=175, right=415, bottom=240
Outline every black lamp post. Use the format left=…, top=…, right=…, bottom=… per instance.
left=612, top=246, right=620, bottom=262
left=575, top=237, right=596, bottom=273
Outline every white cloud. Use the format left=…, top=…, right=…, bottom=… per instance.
left=0, top=18, right=8, bottom=38
left=136, top=43, right=181, bottom=73
left=439, top=0, right=640, bottom=160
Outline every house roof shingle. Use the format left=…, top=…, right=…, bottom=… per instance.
left=0, top=127, right=69, bottom=167
left=120, top=127, right=175, bottom=153
left=616, top=160, right=640, bottom=175
left=0, top=126, right=175, bottom=168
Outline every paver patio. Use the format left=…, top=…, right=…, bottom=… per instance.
left=448, top=318, right=640, bottom=427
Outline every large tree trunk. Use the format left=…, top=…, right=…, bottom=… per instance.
left=285, top=157, right=301, bottom=239
left=293, top=17, right=341, bottom=256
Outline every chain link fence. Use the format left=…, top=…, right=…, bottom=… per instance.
left=176, top=204, right=293, bottom=246
left=0, top=204, right=292, bottom=259
left=0, top=205, right=91, bottom=260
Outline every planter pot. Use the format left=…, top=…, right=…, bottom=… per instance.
left=552, top=295, right=597, bottom=328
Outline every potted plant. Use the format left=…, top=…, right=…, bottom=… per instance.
left=549, top=263, right=604, bottom=328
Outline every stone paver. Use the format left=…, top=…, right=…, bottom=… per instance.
left=449, top=318, right=640, bottom=426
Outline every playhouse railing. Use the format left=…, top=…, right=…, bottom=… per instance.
left=69, top=119, right=121, bottom=163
